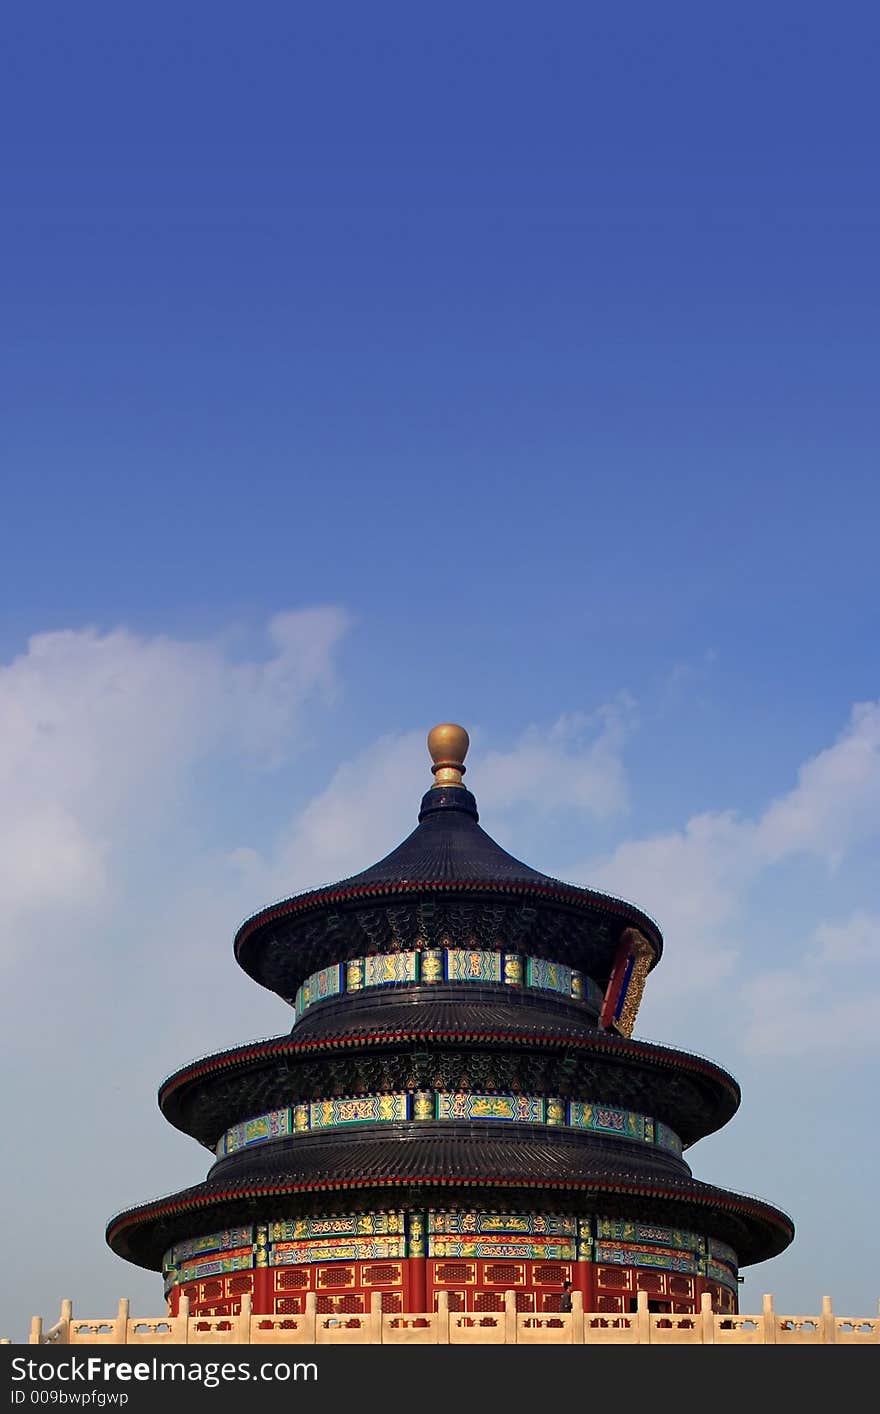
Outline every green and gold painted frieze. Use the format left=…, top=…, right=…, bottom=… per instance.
left=161, top=1227, right=257, bottom=1291
left=596, top=1242, right=699, bottom=1274
left=309, top=1093, right=408, bottom=1128
left=428, top=1212, right=576, bottom=1236
left=214, top=1091, right=684, bottom=1157
left=270, top=1214, right=404, bottom=1242
left=166, top=1227, right=254, bottom=1264
left=429, top=1211, right=577, bottom=1260
left=292, top=946, right=603, bottom=1018
left=269, top=1212, right=406, bottom=1267
left=434, top=1092, right=544, bottom=1122
left=273, top=1236, right=406, bottom=1264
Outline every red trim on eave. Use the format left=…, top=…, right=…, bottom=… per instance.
left=232, top=878, right=662, bottom=958
left=106, top=1174, right=794, bottom=1248
left=158, top=1030, right=740, bottom=1107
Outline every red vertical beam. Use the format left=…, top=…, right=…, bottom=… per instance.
left=408, top=1256, right=427, bottom=1313
left=575, top=1259, right=594, bottom=1313
left=253, top=1264, right=273, bottom=1315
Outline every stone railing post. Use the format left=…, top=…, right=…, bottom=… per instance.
left=504, top=1290, right=517, bottom=1344
left=762, top=1293, right=776, bottom=1344
left=636, top=1289, right=651, bottom=1344
left=29, top=1317, right=43, bottom=1345
left=435, top=1290, right=449, bottom=1344
left=114, top=1299, right=129, bottom=1344
left=570, top=1289, right=584, bottom=1344
left=821, top=1295, right=834, bottom=1345
left=700, top=1291, right=714, bottom=1344
left=237, top=1292, right=252, bottom=1344
left=59, top=1300, right=73, bottom=1345
left=174, top=1294, right=190, bottom=1344
left=370, top=1290, right=382, bottom=1344
left=303, top=1292, right=317, bottom=1343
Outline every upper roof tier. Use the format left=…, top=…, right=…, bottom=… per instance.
left=234, top=724, right=663, bottom=1001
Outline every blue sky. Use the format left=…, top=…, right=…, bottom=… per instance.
left=1, top=4, right=878, bottom=1339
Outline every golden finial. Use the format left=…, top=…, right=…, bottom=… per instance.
left=427, top=723, right=470, bottom=788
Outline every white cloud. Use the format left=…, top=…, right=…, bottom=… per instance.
left=740, top=967, right=880, bottom=1059
left=230, top=609, right=351, bottom=763
left=659, top=648, right=718, bottom=707
left=755, top=702, right=880, bottom=865
left=586, top=811, right=749, bottom=1000
left=0, top=608, right=349, bottom=958
left=739, top=908, right=880, bottom=1058
left=253, top=729, right=427, bottom=899
left=583, top=702, right=880, bottom=1045
left=811, top=910, right=879, bottom=964
left=477, top=701, right=636, bottom=821
left=0, top=803, right=107, bottom=918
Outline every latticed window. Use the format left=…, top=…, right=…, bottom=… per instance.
left=435, top=1263, right=473, bottom=1284
left=380, top=1292, right=402, bottom=1312
left=362, top=1264, right=399, bottom=1285
left=276, top=1269, right=308, bottom=1290
left=636, top=1270, right=664, bottom=1293
left=533, top=1264, right=567, bottom=1285
left=274, top=1299, right=303, bottom=1315
left=515, top=1292, right=534, bottom=1312
left=474, top=1292, right=504, bottom=1312
left=317, top=1266, right=355, bottom=1287
left=227, top=1275, right=252, bottom=1295
left=597, top=1265, right=628, bottom=1288
left=484, top=1263, right=523, bottom=1285
left=437, top=1291, right=465, bottom=1311
left=316, top=1294, right=365, bottom=1314
left=597, top=1295, right=623, bottom=1312
left=669, top=1276, right=693, bottom=1297
left=201, top=1281, right=223, bottom=1301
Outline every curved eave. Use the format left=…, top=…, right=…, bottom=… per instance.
left=158, top=1028, right=741, bottom=1145
left=106, top=1172, right=793, bottom=1274
left=233, top=877, right=664, bottom=969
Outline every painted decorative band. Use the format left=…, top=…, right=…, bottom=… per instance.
left=292, top=947, right=604, bottom=1019
left=215, top=1092, right=683, bottom=1158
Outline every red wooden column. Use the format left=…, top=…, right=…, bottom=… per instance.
left=406, top=1211, right=428, bottom=1312
left=408, top=1257, right=428, bottom=1312
left=574, top=1259, right=594, bottom=1312
left=253, top=1264, right=273, bottom=1315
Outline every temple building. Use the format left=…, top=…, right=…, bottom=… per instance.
left=106, top=724, right=794, bottom=1319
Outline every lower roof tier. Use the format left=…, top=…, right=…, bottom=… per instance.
left=106, top=1126, right=793, bottom=1272
left=159, top=1026, right=741, bottom=1151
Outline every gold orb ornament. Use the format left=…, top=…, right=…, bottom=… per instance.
left=427, top=723, right=469, bottom=787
